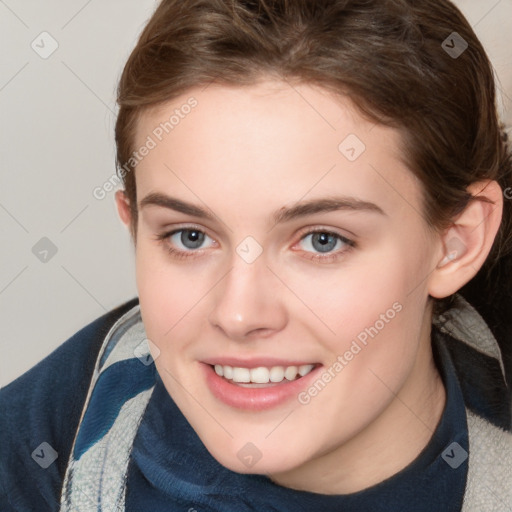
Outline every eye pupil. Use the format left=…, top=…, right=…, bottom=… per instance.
left=181, top=229, right=204, bottom=249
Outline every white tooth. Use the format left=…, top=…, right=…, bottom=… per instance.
left=250, top=367, right=270, bottom=383
left=214, top=364, right=224, bottom=377
left=269, top=366, right=285, bottom=383
left=232, top=367, right=251, bottom=383
left=223, top=365, right=233, bottom=380
left=284, top=365, right=298, bottom=381
left=298, top=364, right=314, bottom=377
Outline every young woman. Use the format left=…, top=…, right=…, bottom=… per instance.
left=1, top=0, right=511, bottom=510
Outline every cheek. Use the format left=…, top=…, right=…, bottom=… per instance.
left=281, top=245, right=409, bottom=340
left=283, top=240, right=427, bottom=384
left=330, top=246, right=430, bottom=389
left=135, top=243, right=190, bottom=341
left=135, top=242, right=217, bottom=366
left=291, top=281, right=425, bottom=448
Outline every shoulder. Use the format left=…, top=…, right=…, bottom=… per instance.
left=433, top=294, right=511, bottom=430
left=434, top=295, right=512, bottom=510
left=463, top=410, right=512, bottom=511
left=0, top=297, right=139, bottom=511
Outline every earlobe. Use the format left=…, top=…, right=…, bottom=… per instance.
left=115, top=189, right=132, bottom=228
left=428, top=180, right=503, bottom=299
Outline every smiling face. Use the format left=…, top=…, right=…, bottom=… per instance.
left=115, top=79, right=448, bottom=494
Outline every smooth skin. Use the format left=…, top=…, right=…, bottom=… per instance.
left=115, top=79, right=502, bottom=494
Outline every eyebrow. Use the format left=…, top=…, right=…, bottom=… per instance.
left=139, top=192, right=386, bottom=224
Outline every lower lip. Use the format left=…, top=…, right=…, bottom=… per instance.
left=201, top=363, right=322, bottom=411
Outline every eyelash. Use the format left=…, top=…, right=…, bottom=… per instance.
left=153, top=226, right=356, bottom=263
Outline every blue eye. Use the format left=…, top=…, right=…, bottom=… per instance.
left=155, top=227, right=216, bottom=260
left=298, top=230, right=354, bottom=259
left=302, top=232, right=340, bottom=253
left=169, top=229, right=212, bottom=250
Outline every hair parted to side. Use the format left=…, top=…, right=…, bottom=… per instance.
left=114, top=0, right=512, bottom=374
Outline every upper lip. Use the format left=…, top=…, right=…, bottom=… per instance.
left=201, top=357, right=320, bottom=368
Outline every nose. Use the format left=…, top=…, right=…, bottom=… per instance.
left=208, top=253, right=288, bottom=341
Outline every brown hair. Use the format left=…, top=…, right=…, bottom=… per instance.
left=114, top=0, right=512, bottom=375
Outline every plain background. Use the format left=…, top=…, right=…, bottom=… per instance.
left=1, top=0, right=511, bottom=387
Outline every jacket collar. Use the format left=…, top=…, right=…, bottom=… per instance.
left=433, top=293, right=506, bottom=380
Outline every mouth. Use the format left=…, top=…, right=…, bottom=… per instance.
left=201, top=360, right=323, bottom=410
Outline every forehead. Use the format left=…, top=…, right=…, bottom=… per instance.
left=132, top=80, right=423, bottom=221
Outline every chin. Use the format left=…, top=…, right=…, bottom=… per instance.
left=197, top=433, right=312, bottom=477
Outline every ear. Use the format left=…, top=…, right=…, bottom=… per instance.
left=428, top=180, right=503, bottom=299
left=115, top=189, right=132, bottom=229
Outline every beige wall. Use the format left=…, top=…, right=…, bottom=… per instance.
left=454, top=0, right=512, bottom=129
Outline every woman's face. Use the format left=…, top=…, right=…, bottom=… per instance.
left=118, top=80, right=446, bottom=492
